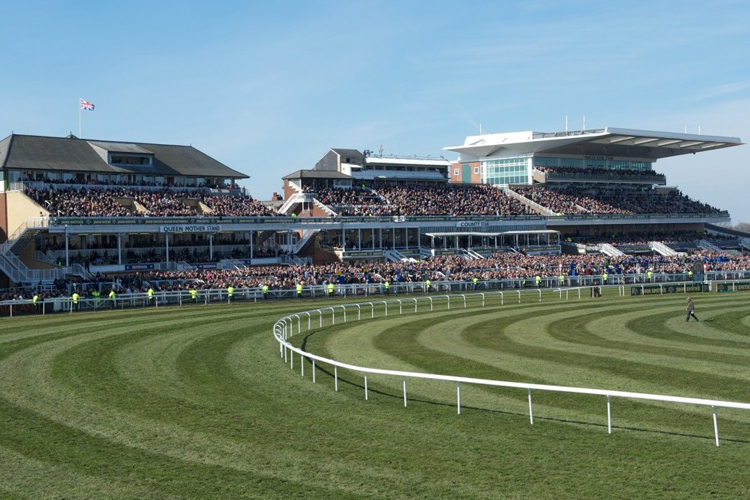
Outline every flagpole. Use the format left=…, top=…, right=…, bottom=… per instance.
left=78, top=98, right=82, bottom=138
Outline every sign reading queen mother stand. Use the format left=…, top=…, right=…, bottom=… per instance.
left=160, top=224, right=221, bottom=233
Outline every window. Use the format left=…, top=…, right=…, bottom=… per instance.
left=484, top=157, right=530, bottom=186
left=474, top=167, right=479, bottom=174
left=454, top=169, right=459, bottom=176
left=109, top=154, right=152, bottom=166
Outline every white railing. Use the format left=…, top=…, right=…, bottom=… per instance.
left=0, top=217, right=49, bottom=255
left=273, top=289, right=750, bottom=447
left=698, top=239, right=722, bottom=252
left=293, top=228, right=318, bottom=254
left=465, top=248, right=485, bottom=259
left=313, top=198, right=338, bottom=216
left=504, top=188, right=557, bottom=216
left=599, top=243, right=625, bottom=257
left=649, top=241, right=678, bottom=257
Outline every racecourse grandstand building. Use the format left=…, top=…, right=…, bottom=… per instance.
left=0, top=128, right=747, bottom=294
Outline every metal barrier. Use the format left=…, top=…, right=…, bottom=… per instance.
left=273, top=288, right=750, bottom=447
left=1, top=276, right=747, bottom=318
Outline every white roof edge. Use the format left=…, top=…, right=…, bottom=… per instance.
left=365, top=157, right=450, bottom=166
left=604, top=127, right=742, bottom=144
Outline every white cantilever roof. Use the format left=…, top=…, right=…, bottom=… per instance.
left=444, top=127, right=743, bottom=160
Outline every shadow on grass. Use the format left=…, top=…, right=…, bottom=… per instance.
left=297, top=329, right=750, bottom=446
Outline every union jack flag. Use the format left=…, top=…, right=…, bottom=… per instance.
left=79, top=98, right=95, bottom=110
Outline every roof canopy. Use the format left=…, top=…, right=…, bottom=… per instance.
left=0, top=134, right=247, bottom=178
left=445, top=127, right=743, bottom=161
left=282, top=169, right=352, bottom=180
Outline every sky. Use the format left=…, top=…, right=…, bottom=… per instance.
left=1, top=0, right=749, bottom=223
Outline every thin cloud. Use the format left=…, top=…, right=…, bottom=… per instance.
left=696, top=81, right=750, bottom=101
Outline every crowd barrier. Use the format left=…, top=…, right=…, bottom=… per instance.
left=272, top=286, right=750, bottom=447
left=2, top=273, right=750, bottom=318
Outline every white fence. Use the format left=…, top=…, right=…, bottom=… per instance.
left=273, top=288, right=750, bottom=447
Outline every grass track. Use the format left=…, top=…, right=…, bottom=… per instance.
left=1, top=291, right=749, bottom=498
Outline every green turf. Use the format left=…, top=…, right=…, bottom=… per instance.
left=1, top=290, right=750, bottom=499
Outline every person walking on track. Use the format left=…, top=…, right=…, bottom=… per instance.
left=686, top=297, right=699, bottom=322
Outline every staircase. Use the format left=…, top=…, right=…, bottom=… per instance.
left=384, top=249, right=412, bottom=262
left=698, top=239, right=722, bottom=252
left=465, top=248, right=485, bottom=260
left=312, top=199, right=338, bottom=216
left=0, top=217, right=91, bottom=285
left=293, top=229, right=319, bottom=254
left=649, top=241, right=678, bottom=257
left=599, top=243, right=625, bottom=257
left=504, top=188, right=557, bottom=216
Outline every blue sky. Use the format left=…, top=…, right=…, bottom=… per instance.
left=2, top=0, right=749, bottom=222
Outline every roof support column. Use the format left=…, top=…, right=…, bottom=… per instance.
left=117, top=232, right=122, bottom=265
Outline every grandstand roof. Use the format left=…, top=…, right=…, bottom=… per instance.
left=365, top=157, right=450, bottom=167
left=445, top=127, right=743, bottom=160
left=0, top=134, right=247, bottom=178
left=282, top=169, right=352, bottom=180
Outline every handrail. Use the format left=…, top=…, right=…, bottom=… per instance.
left=273, top=289, right=750, bottom=446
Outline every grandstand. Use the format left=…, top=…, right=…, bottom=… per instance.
left=1, top=128, right=748, bottom=298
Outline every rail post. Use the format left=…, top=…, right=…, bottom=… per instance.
left=713, top=406, right=720, bottom=447
left=403, top=377, right=407, bottom=407
left=457, top=381, right=461, bottom=415
left=528, top=388, right=534, bottom=425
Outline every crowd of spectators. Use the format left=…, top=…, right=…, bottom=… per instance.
left=4, top=249, right=749, bottom=301
left=307, top=183, right=532, bottom=216
left=514, top=186, right=626, bottom=214
left=126, top=251, right=750, bottom=291
left=25, top=187, right=276, bottom=218
left=534, top=165, right=666, bottom=181
left=514, top=186, right=724, bottom=215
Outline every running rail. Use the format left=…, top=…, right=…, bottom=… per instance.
left=273, top=289, right=750, bottom=447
